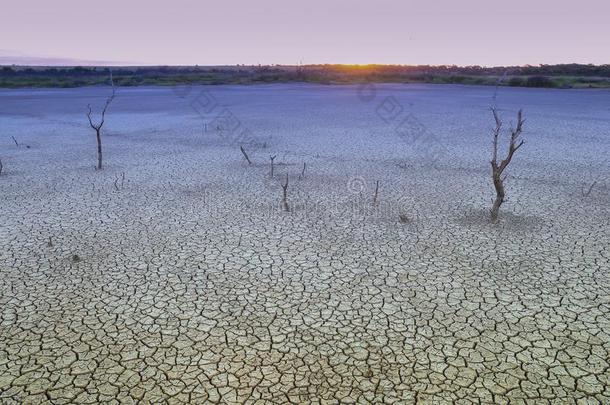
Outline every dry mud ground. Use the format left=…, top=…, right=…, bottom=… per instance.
left=0, top=84, right=609, bottom=403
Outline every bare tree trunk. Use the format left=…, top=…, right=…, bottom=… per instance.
left=490, top=171, right=505, bottom=223
left=281, top=174, right=290, bottom=212
left=270, top=155, right=276, bottom=177
left=96, top=129, right=103, bottom=170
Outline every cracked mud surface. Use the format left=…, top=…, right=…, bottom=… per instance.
left=1, top=84, right=609, bottom=403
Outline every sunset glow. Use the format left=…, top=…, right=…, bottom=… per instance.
left=2, top=0, right=609, bottom=66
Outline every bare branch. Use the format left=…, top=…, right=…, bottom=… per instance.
left=240, top=145, right=252, bottom=165
left=490, top=107, right=502, bottom=165
left=86, top=104, right=97, bottom=130
left=100, top=85, right=116, bottom=126
left=299, top=162, right=307, bottom=180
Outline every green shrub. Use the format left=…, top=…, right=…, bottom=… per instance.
left=508, top=77, right=525, bottom=87
left=525, top=76, right=556, bottom=88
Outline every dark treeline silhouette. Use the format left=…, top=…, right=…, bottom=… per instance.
left=1, top=64, right=609, bottom=88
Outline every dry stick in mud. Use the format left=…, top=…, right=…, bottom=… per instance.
left=490, top=108, right=526, bottom=223
left=86, top=73, right=116, bottom=170
left=270, top=155, right=277, bottom=177
left=581, top=171, right=600, bottom=197
left=113, top=173, right=124, bottom=191
left=0, top=158, right=3, bottom=176
left=240, top=145, right=252, bottom=165
left=11, top=136, right=19, bottom=147
left=299, top=162, right=306, bottom=179
left=581, top=181, right=598, bottom=197
left=372, top=180, right=380, bottom=206
left=281, top=174, right=290, bottom=212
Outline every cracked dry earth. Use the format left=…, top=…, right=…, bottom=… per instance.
left=0, top=84, right=609, bottom=404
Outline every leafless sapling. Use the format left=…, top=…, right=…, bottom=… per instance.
left=240, top=145, right=252, bottom=165
left=490, top=108, right=526, bottom=223
left=281, top=174, right=290, bottom=212
left=86, top=73, right=116, bottom=170
left=270, top=155, right=277, bottom=177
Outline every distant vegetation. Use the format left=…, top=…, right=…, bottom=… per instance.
left=1, top=64, right=609, bottom=88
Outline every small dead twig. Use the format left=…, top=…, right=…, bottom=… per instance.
left=581, top=181, right=598, bottom=197
left=11, top=136, right=19, bottom=147
left=240, top=145, right=252, bottom=165
left=0, top=158, right=3, bottom=176
left=281, top=174, right=290, bottom=212
left=270, top=155, right=277, bottom=177
left=372, top=180, right=379, bottom=206
left=113, top=172, right=126, bottom=191
left=299, top=162, right=307, bottom=180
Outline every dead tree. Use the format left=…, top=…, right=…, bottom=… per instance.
left=86, top=73, right=116, bottom=170
left=240, top=145, right=252, bottom=165
left=281, top=174, right=290, bottom=212
left=270, top=155, right=277, bottom=177
left=490, top=108, right=526, bottom=223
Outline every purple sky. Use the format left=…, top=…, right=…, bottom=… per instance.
left=2, top=0, right=609, bottom=66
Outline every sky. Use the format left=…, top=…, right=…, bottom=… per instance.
left=1, top=0, right=609, bottom=66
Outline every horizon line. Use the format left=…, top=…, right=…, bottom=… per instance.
left=3, top=62, right=609, bottom=69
